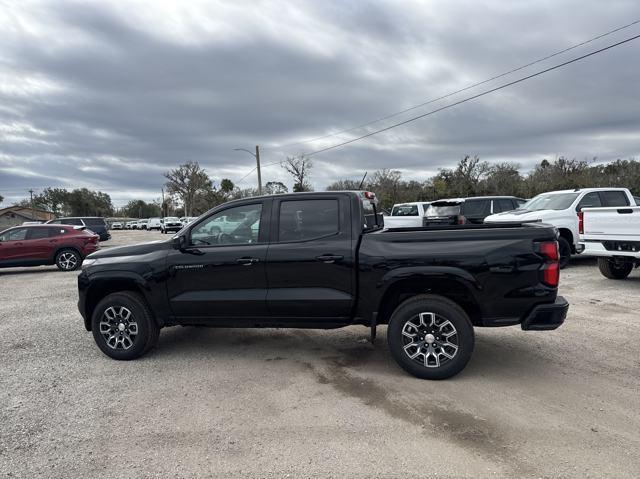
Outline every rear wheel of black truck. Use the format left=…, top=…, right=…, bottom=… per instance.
left=91, top=292, right=159, bottom=360
left=387, top=295, right=474, bottom=380
left=558, top=237, right=572, bottom=269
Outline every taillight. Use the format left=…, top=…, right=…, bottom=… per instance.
left=578, top=211, right=584, bottom=234
left=538, top=240, right=559, bottom=287
left=540, top=241, right=559, bottom=261
left=458, top=215, right=466, bottom=225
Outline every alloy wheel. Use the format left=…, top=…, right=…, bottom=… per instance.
left=99, top=306, right=139, bottom=350
left=58, top=252, right=78, bottom=270
left=401, top=312, right=459, bottom=368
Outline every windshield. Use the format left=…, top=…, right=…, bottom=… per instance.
left=522, top=193, right=579, bottom=211
left=426, top=203, right=461, bottom=216
left=391, top=205, right=418, bottom=216
left=165, top=217, right=179, bottom=222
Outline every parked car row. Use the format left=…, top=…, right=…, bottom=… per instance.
left=384, top=196, right=526, bottom=228
left=121, top=216, right=196, bottom=232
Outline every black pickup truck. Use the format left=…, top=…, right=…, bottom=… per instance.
left=78, top=191, right=568, bottom=379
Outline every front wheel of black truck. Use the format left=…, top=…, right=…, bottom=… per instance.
left=387, top=295, right=474, bottom=380
left=91, top=292, right=159, bottom=360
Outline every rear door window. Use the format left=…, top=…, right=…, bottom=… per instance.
left=278, top=199, right=339, bottom=242
left=600, top=191, right=630, bottom=207
left=577, top=192, right=603, bottom=210
left=49, top=227, right=67, bottom=237
left=27, top=228, right=50, bottom=240
left=461, top=200, right=491, bottom=217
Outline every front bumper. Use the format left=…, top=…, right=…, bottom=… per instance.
left=521, top=296, right=568, bottom=331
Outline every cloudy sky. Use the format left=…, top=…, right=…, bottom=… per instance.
left=1, top=0, right=639, bottom=207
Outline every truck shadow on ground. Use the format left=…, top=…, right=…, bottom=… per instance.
left=152, top=325, right=559, bottom=382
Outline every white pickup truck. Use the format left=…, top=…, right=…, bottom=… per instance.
left=485, top=187, right=635, bottom=268
left=579, top=205, right=640, bottom=279
left=383, top=202, right=431, bottom=228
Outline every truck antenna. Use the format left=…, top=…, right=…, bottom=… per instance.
left=358, top=171, right=368, bottom=189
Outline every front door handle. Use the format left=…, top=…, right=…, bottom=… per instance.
left=236, top=257, right=259, bottom=266
left=316, top=254, right=344, bottom=263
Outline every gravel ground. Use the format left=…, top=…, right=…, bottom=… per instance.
left=1, top=230, right=639, bottom=478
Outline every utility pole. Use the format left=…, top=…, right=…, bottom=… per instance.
left=161, top=187, right=166, bottom=217
left=233, top=146, right=263, bottom=195
left=255, top=145, right=262, bottom=195
left=28, top=189, right=34, bottom=220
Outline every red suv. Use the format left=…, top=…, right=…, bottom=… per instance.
left=0, top=225, right=99, bottom=271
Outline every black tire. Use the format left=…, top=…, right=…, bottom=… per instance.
left=597, top=257, right=633, bottom=279
left=558, top=237, right=572, bottom=269
left=91, top=291, right=160, bottom=360
left=55, top=248, right=81, bottom=271
left=387, top=294, right=474, bottom=380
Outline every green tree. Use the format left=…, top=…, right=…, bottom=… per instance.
left=66, top=188, right=114, bottom=216
left=264, top=181, right=288, bottom=195
left=122, top=199, right=161, bottom=218
left=480, top=162, right=524, bottom=197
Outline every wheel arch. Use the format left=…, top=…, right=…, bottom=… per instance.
left=557, top=228, right=575, bottom=253
left=82, top=274, right=158, bottom=331
left=375, top=272, right=483, bottom=327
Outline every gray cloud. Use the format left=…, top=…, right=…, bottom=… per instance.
left=1, top=0, right=639, bottom=206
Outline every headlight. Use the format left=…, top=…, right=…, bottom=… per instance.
left=82, top=258, right=98, bottom=269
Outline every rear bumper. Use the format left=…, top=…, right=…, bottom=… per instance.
left=521, top=296, right=568, bottom=331
left=579, top=240, right=640, bottom=258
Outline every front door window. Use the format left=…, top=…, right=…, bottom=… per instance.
left=190, top=204, right=262, bottom=246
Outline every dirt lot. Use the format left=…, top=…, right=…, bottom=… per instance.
left=1, top=229, right=639, bottom=478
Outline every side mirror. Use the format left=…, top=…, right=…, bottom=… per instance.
left=172, top=235, right=186, bottom=250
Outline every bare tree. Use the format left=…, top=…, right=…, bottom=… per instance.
left=281, top=156, right=313, bottom=192
left=164, top=161, right=212, bottom=217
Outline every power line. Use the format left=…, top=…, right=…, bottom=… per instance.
left=270, top=19, right=640, bottom=152
left=303, top=32, right=640, bottom=157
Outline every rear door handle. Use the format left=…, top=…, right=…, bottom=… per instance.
left=316, top=254, right=344, bottom=263
left=236, top=257, right=259, bottom=266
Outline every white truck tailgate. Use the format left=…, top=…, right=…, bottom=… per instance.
left=383, top=216, right=424, bottom=228
left=582, top=206, right=640, bottom=242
